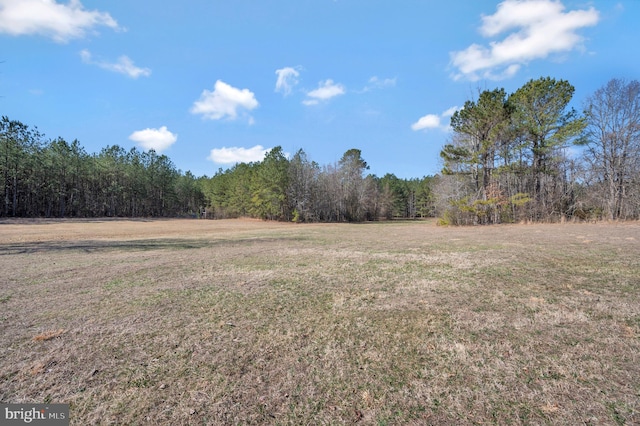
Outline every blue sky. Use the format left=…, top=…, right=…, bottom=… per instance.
left=1, top=0, right=638, bottom=179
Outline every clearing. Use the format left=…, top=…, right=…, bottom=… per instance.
left=1, top=218, right=639, bottom=424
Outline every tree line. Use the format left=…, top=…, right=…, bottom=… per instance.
left=0, top=117, right=432, bottom=221
left=436, top=77, right=640, bottom=224
left=201, top=147, right=434, bottom=222
left=2, top=76, right=638, bottom=223
left=1, top=117, right=204, bottom=218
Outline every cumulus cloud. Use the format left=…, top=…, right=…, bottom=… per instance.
left=450, top=0, right=599, bottom=81
left=191, top=80, right=259, bottom=121
left=303, top=79, right=345, bottom=105
left=207, top=145, right=269, bottom=164
left=412, top=106, right=459, bottom=131
left=275, top=67, right=300, bottom=96
left=0, top=0, right=120, bottom=43
left=80, top=49, right=151, bottom=78
left=411, top=114, right=441, bottom=131
left=129, top=126, right=177, bottom=153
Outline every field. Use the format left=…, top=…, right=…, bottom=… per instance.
left=1, top=218, right=639, bottom=425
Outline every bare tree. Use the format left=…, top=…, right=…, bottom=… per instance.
left=288, top=149, right=319, bottom=222
left=582, top=79, right=640, bottom=220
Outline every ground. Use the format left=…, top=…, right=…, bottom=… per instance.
left=0, top=218, right=638, bottom=425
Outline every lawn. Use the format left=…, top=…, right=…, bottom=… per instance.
left=1, top=218, right=638, bottom=424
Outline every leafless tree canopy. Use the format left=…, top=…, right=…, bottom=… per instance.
left=582, top=79, right=640, bottom=220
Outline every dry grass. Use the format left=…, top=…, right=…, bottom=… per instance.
left=1, top=218, right=639, bottom=424
left=33, top=329, right=67, bottom=342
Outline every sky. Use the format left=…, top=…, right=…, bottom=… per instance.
left=0, top=0, right=638, bottom=179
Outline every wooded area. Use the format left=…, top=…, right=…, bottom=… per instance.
left=0, top=122, right=204, bottom=218
left=202, top=147, right=433, bottom=222
left=1, top=77, right=638, bottom=223
left=437, top=77, right=640, bottom=224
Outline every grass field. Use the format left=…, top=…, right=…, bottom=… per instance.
left=1, top=218, right=639, bottom=425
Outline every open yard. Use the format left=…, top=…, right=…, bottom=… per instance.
left=0, top=218, right=639, bottom=425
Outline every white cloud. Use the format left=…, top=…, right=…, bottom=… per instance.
left=356, top=76, right=397, bottom=93
left=79, top=49, right=91, bottom=62
left=191, top=80, right=259, bottom=121
left=441, top=106, right=460, bottom=117
left=303, top=79, right=345, bottom=105
left=208, top=145, right=269, bottom=164
left=0, top=0, right=119, bottom=43
left=369, top=76, right=396, bottom=87
left=450, top=0, right=599, bottom=81
left=129, top=126, right=177, bottom=153
left=412, top=106, right=459, bottom=131
left=411, top=114, right=441, bottom=131
left=275, top=67, right=300, bottom=96
left=80, top=49, right=151, bottom=78
left=367, top=76, right=397, bottom=90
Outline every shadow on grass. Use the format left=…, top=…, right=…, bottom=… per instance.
left=0, top=236, right=306, bottom=255
left=0, top=217, right=188, bottom=225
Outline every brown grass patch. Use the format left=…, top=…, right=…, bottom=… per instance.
left=1, top=218, right=639, bottom=424
left=33, top=329, right=66, bottom=342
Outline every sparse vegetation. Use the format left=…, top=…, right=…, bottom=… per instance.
left=1, top=218, right=638, bottom=424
